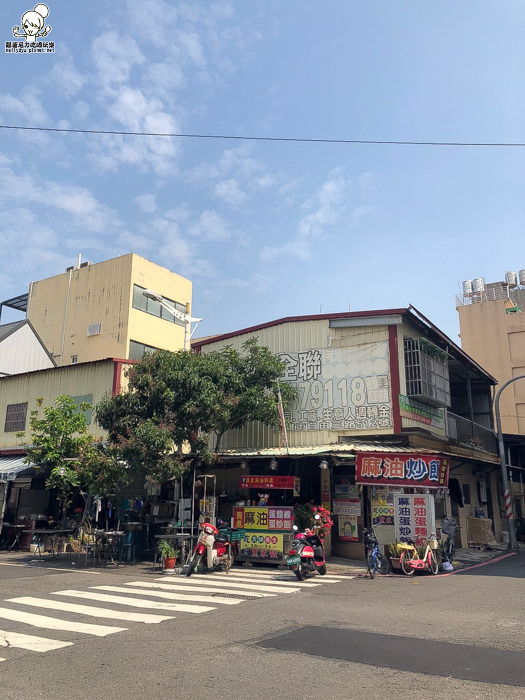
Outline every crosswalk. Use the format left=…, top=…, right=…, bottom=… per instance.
left=0, top=569, right=348, bottom=662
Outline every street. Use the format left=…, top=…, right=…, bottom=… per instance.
left=0, top=552, right=523, bottom=699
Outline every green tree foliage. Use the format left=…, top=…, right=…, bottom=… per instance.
left=21, top=396, right=97, bottom=523
left=95, top=339, right=297, bottom=485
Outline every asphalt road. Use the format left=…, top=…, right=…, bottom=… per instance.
left=0, top=552, right=523, bottom=699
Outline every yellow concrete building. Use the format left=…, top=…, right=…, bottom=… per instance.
left=27, top=253, right=193, bottom=366
left=457, top=277, right=525, bottom=435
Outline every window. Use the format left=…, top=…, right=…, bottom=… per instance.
left=71, top=355, right=78, bottom=364
left=4, top=402, right=28, bottom=432
left=129, top=340, right=158, bottom=361
left=132, top=284, right=186, bottom=327
left=71, top=394, right=93, bottom=425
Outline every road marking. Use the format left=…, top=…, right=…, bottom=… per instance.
left=174, top=577, right=301, bottom=594
left=100, top=584, right=243, bottom=605
left=0, top=629, right=73, bottom=652
left=54, top=589, right=216, bottom=614
left=190, top=573, right=325, bottom=587
left=0, top=606, right=125, bottom=636
left=148, top=581, right=272, bottom=597
left=7, top=597, right=174, bottom=624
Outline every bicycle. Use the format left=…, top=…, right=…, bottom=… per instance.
left=441, top=517, right=460, bottom=563
left=399, top=534, right=439, bottom=575
left=362, top=527, right=389, bottom=578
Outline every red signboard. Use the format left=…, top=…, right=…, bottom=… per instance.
left=240, top=475, right=296, bottom=490
left=356, top=453, right=449, bottom=488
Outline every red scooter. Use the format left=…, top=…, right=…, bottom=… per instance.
left=184, top=522, right=235, bottom=577
left=286, top=515, right=327, bottom=580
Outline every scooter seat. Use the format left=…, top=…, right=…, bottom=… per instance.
left=215, top=535, right=229, bottom=543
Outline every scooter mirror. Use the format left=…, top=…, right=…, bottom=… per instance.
left=292, top=525, right=298, bottom=531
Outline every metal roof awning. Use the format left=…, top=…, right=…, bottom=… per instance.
left=0, top=456, right=35, bottom=481
left=217, top=441, right=499, bottom=464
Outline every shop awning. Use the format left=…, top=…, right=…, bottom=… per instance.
left=0, top=455, right=35, bottom=481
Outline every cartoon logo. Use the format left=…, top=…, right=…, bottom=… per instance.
left=13, top=3, right=51, bottom=42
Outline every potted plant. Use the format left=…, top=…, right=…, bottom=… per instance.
left=386, top=541, right=404, bottom=570
left=157, top=540, right=179, bottom=574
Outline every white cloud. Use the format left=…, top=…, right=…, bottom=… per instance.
left=134, top=193, right=157, bottom=213
left=188, top=210, right=231, bottom=241
left=214, top=179, right=247, bottom=205
left=48, top=51, right=86, bottom=98
left=91, top=31, right=145, bottom=89
left=0, top=92, right=49, bottom=125
left=260, top=174, right=357, bottom=263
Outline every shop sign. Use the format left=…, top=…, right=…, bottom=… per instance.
left=333, top=478, right=361, bottom=516
left=233, top=506, right=294, bottom=531
left=239, top=475, right=299, bottom=491
left=338, top=515, right=359, bottom=541
left=278, top=343, right=392, bottom=432
left=399, top=395, right=445, bottom=430
left=239, top=532, right=284, bottom=561
left=372, top=503, right=394, bottom=527
left=393, top=494, right=435, bottom=541
left=356, top=453, right=449, bottom=488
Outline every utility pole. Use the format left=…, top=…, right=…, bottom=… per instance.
left=494, top=375, right=525, bottom=550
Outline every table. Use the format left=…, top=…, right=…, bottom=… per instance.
left=24, top=529, right=75, bottom=558
left=93, top=531, right=123, bottom=566
left=1, top=523, right=25, bottom=550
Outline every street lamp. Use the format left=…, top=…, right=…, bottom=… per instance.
left=494, top=374, right=525, bottom=551
left=143, top=289, right=203, bottom=351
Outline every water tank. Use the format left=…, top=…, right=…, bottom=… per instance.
left=472, top=277, right=485, bottom=293
left=462, top=280, right=473, bottom=296
left=519, top=269, right=525, bottom=286
left=505, top=271, right=518, bottom=287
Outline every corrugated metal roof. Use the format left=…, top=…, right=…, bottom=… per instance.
left=218, top=442, right=443, bottom=459
left=0, top=456, right=35, bottom=481
left=218, top=441, right=499, bottom=464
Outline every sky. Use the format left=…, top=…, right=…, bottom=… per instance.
left=0, top=1, right=524, bottom=344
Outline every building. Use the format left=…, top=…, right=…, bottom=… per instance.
left=0, top=320, right=55, bottom=377
left=456, top=270, right=525, bottom=537
left=0, top=252, right=195, bottom=529
left=22, top=252, right=193, bottom=366
left=192, top=306, right=503, bottom=561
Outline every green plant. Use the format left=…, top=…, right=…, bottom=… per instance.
left=157, top=540, right=179, bottom=560
left=386, top=540, right=405, bottom=558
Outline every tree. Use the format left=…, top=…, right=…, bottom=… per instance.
left=21, top=396, right=98, bottom=525
left=95, top=339, right=297, bottom=485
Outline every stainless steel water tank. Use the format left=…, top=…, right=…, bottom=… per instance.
left=505, top=271, right=518, bottom=287
left=519, top=269, right=525, bottom=286
left=462, top=280, right=473, bottom=296
left=472, top=277, right=485, bottom=293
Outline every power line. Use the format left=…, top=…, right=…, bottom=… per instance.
left=1, top=123, right=524, bottom=147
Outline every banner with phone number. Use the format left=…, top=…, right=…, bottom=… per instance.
left=239, top=532, right=284, bottom=561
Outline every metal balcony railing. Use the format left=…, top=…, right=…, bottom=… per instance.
left=447, top=412, right=497, bottom=454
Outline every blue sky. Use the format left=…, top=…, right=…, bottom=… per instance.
left=1, top=1, right=524, bottom=343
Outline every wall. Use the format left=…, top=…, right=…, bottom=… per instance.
left=0, top=323, right=54, bottom=375
left=0, top=359, right=132, bottom=448
left=27, top=253, right=192, bottom=366
left=199, top=318, right=395, bottom=449
left=458, top=298, right=525, bottom=434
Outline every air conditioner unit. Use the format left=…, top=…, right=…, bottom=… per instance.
left=87, top=323, right=101, bottom=336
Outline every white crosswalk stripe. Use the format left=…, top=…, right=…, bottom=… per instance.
left=97, top=584, right=244, bottom=605
left=7, top=596, right=174, bottom=624
left=163, top=576, right=301, bottom=594
left=53, top=589, right=217, bottom=613
left=0, top=629, right=73, bottom=652
left=0, top=605, right=126, bottom=636
left=0, top=565, right=346, bottom=662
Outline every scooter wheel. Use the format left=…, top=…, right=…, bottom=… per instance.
left=294, top=564, right=308, bottom=581
left=318, top=564, right=327, bottom=575
left=185, top=552, right=202, bottom=577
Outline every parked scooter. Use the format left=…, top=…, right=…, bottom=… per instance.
left=286, top=514, right=327, bottom=580
left=184, top=522, right=235, bottom=577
